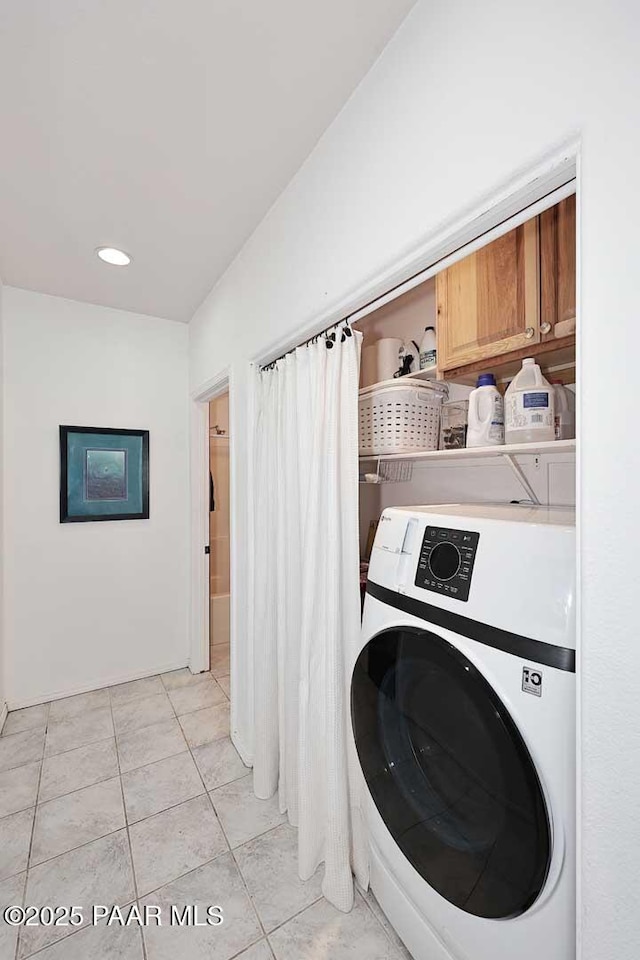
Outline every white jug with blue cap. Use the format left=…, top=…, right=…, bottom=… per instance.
left=466, top=373, right=505, bottom=448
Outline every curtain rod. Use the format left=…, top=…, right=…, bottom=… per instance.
left=260, top=319, right=353, bottom=372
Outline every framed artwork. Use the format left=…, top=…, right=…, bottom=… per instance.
left=60, top=426, right=149, bottom=522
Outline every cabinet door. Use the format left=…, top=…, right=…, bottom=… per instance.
left=437, top=218, right=540, bottom=372
left=540, top=195, right=576, bottom=341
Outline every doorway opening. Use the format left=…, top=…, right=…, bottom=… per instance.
left=208, top=391, right=231, bottom=696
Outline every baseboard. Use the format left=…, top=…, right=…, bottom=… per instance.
left=0, top=701, right=7, bottom=735
left=8, top=659, right=190, bottom=711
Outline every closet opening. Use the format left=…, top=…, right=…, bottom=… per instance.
left=353, top=188, right=577, bottom=599
left=208, top=391, right=231, bottom=696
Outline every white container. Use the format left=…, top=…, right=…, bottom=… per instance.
left=551, top=381, right=576, bottom=440
left=466, top=374, right=504, bottom=447
left=419, top=326, right=437, bottom=371
left=358, top=379, right=448, bottom=456
left=360, top=338, right=408, bottom=387
left=360, top=344, right=379, bottom=388
left=505, top=358, right=555, bottom=444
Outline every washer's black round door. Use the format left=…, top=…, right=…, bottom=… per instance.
left=351, top=627, right=551, bottom=919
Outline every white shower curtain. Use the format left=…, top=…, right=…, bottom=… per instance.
left=251, top=326, right=367, bottom=912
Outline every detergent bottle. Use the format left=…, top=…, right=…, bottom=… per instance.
left=466, top=373, right=504, bottom=448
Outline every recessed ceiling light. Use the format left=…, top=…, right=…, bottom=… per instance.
left=96, top=246, right=131, bottom=266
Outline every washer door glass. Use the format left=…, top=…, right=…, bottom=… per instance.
left=351, top=626, right=551, bottom=919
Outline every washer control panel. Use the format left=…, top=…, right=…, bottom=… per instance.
left=414, top=526, right=480, bottom=602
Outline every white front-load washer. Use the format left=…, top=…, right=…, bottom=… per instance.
left=351, top=504, right=575, bottom=960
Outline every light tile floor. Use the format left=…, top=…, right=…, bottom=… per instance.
left=0, top=669, right=411, bottom=960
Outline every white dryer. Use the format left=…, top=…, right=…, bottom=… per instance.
left=351, top=504, right=575, bottom=960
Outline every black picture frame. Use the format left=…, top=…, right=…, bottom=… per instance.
left=60, top=425, right=150, bottom=523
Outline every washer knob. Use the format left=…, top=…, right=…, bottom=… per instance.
left=428, top=542, right=461, bottom=581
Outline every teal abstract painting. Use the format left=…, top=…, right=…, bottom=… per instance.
left=60, top=426, right=149, bottom=522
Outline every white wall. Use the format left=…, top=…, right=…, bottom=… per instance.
left=3, top=287, right=190, bottom=707
left=0, top=280, right=5, bottom=727
left=189, top=2, right=640, bottom=955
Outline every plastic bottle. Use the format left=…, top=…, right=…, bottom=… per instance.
left=504, top=358, right=555, bottom=444
left=466, top=373, right=505, bottom=448
left=550, top=380, right=576, bottom=440
left=419, top=326, right=437, bottom=371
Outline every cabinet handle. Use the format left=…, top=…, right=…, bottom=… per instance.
left=540, top=321, right=552, bottom=335
left=525, top=327, right=535, bottom=339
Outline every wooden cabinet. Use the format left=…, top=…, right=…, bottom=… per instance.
left=540, top=195, right=576, bottom=341
left=436, top=218, right=540, bottom=373
left=436, top=197, right=576, bottom=381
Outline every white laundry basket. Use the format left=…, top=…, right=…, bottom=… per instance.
left=358, top=379, right=448, bottom=456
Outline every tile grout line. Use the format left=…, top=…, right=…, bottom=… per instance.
left=119, top=788, right=207, bottom=829
left=261, top=888, right=405, bottom=959
left=358, top=888, right=412, bottom=960
left=16, top=822, right=134, bottom=875
left=117, top=743, right=191, bottom=779
left=0, top=719, right=47, bottom=740
left=0, top=724, right=48, bottom=778
left=107, top=682, right=150, bottom=960
left=217, top=799, right=269, bottom=943
left=20, top=898, right=140, bottom=960
left=0, top=762, right=42, bottom=820
left=11, top=870, right=29, bottom=960
left=264, top=892, right=325, bottom=941
left=33, top=770, right=121, bottom=814
left=15, top=702, right=50, bottom=960
left=42, top=730, right=115, bottom=763
left=1, top=701, right=49, bottom=733
left=133, top=848, right=229, bottom=902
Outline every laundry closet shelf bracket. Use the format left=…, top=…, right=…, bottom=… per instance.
left=502, top=453, right=541, bottom=505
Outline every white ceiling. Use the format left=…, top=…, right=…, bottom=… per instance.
left=0, top=1, right=415, bottom=322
